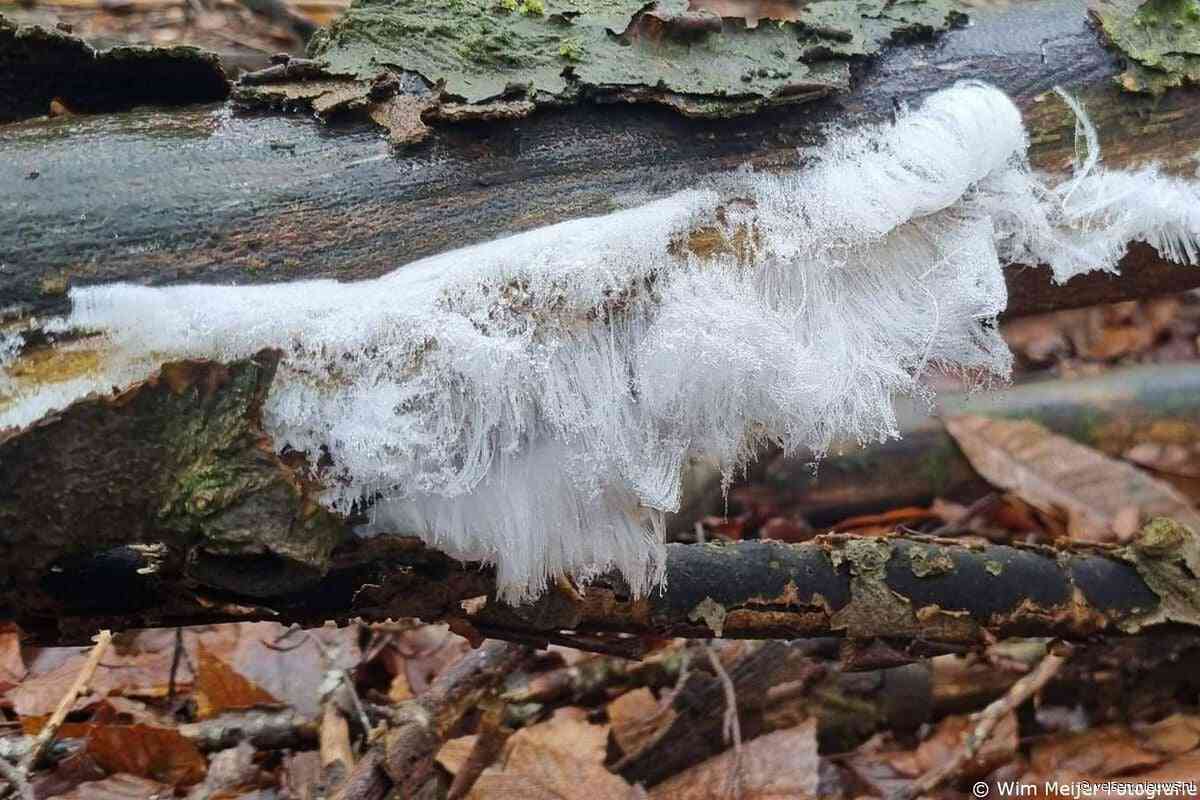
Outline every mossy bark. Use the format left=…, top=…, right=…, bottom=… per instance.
left=0, top=350, right=346, bottom=638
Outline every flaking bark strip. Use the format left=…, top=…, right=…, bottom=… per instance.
left=1090, top=0, right=1200, bottom=94
left=0, top=17, right=228, bottom=123
left=0, top=359, right=1197, bottom=651
left=1112, top=517, right=1200, bottom=632
left=234, top=0, right=964, bottom=142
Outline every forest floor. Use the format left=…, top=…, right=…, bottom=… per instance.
left=3, top=1, right=1200, bottom=795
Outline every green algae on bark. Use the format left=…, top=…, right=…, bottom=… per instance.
left=240, top=0, right=963, bottom=138
left=1090, top=0, right=1200, bottom=94
left=0, top=350, right=347, bottom=607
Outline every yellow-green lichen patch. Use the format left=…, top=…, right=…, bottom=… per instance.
left=688, top=596, right=728, bottom=637
left=299, top=0, right=963, bottom=115
left=1114, top=517, right=1200, bottom=632
left=984, top=558, right=1004, bottom=577
left=1091, top=0, right=1200, bottom=94
left=908, top=544, right=955, bottom=577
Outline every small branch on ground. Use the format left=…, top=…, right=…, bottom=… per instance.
left=909, top=643, right=1073, bottom=796
left=333, top=640, right=529, bottom=800
left=0, top=757, right=33, bottom=800
left=706, top=644, right=743, bottom=800
left=19, top=630, right=111, bottom=774
left=447, top=699, right=514, bottom=800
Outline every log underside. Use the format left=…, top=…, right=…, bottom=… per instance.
left=3, top=0, right=1200, bottom=649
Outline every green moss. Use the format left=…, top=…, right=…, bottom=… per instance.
left=558, top=35, right=583, bottom=62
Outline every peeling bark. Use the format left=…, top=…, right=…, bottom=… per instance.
left=4, top=0, right=1200, bottom=655
left=0, top=350, right=346, bottom=616
left=0, top=16, right=229, bottom=123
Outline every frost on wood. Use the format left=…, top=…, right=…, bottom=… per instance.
left=3, top=82, right=1200, bottom=602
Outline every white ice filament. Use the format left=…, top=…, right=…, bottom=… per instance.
left=4, top=82, right=1199, bottom=601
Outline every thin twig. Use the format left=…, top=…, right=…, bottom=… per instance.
left=909, top=644, right=1072, bottom=796
left=694, top=523, right=742, bottom=800
left=167, top=627, right=184, bottom=705
left=19, top=630, right=112, bottom=775
left=0, top=755, right=33, bottom=800
left=447, top=700, right=512, bottom=800
left=706, top=644, right=743, bottom=800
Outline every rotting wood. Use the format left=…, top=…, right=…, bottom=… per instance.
left=0, top=16, right=229, bottom=123
left=5, top=0, right=1200, bottom=654
left=331, top=640, right=529, bottom=800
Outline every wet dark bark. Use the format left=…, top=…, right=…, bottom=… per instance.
left=3, top=0, right=1200, bottom=322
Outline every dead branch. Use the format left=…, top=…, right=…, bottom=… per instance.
left=20, top=630, right=111, bottom=773
left=909, top=646, right=1072, bottom=796
left=3, top=354, right=1200, bottom=654
left=761, top=361, right=1200, bottom=527
left=4, top=2, right=1200, bottom=324
left=333, top=640, right=528, bottom=800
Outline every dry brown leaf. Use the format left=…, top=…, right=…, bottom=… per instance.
left=1126, top=441, right=1200, bottom=478
left=649, top=720, right=820, bottom=800
left=945, top=415, right=1200, bottom=542
left=7, top=645, right=176, bottom=717
left=22, top=719, right=207, bottom=786
left=1028, top=724, right=1168, bottom=777
left=438, top=735, right=480, bottom=776
left=1134, top=714, right=1200, bottom=755
left=831, top=506, right=941, bottom=533
left=189, top=622, right=362, bottom=718
left=465, top=719, right=636, bottom=800
left=0, top=623, right=26, bottom=691
left=194, top=641, right=281, bottom=720
left=50, top=773, right=174, bottom=799
left=887, top=713, right=1018, bottom=780
left=514, top=707, right=610, bottom=766
left=607, top=687, right=672, bottom=761
left=1120, top=751, right=1200, bottom=783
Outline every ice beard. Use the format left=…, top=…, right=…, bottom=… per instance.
left=4, top=82, right=1199, bottom=602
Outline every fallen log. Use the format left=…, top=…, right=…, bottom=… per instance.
left=759, top=362, right=1200, bottom=526
left=2, top=0, right=1200, bottom=322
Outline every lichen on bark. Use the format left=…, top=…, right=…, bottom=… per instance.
left=1114, top=517, right=1200, bottom=632
left=1090, top=0, right=1200, bottom=94
left=237, top=0, right=964, bottom=142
